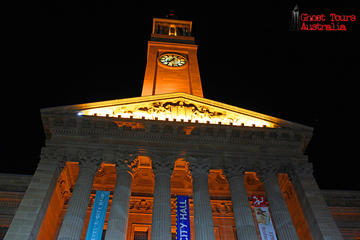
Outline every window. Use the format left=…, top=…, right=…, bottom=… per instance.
left=131, top=225, right=150, bottom=240
left=169, top=24, right=177, bottom=36
left=134, top=230, right=148, bottom=240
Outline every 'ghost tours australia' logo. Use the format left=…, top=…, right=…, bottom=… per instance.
left=290, top=5, right=357, bottom=31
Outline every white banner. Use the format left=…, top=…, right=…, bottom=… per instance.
left=252, top=195, right=277, bottom=240
left=254, top=207, right=277, bottom=240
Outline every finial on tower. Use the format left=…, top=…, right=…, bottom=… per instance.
left=165, top=12, right=178, bottom=19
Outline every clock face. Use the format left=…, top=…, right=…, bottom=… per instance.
left=159, top=54, right=187, bottom=67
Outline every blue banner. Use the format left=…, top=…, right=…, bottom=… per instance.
left=85, top=191, right=110, bottom=240
left=176, top=195, right=191, bottom=240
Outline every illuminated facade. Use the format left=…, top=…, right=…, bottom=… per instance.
left=4, top=18, right=345, bottom=240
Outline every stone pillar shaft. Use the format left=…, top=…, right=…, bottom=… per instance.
left=291, top=163, right=343, bottom=239
left=105, top=169, right=132, bottom=240
left=192, top=172, right=216, bottom=240
left=263, top=173, right=299, bottom=240
left=57, top=165, right=97, bottom=240
left=151, top=173, right=172, bottom=240
left=228, top=175, right=258, bottom=240
left=4, top=147, right=64, bottom=240
left=150, top=152, right=174, bottom=240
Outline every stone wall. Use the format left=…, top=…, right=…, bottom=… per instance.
left=322, top=190, right=360, bottom=240
left=0, top=174, right=32, bottom=239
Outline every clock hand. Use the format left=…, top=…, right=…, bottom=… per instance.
left=168, top=57, right=176, bottom=66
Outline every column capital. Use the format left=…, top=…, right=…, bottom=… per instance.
left=113, top=149, right=139, bottom=175
left=40, top=146, right=68, bottom=171
left=148, top=151, right=176, bottom=176
left=40, top=146, right=56, bottom=160
left=187, top=153, right=212, bottom=176
left=40, top=146, right=64, bottom=160
left=223, top=165, right=246, bottom=180
left=77, top=148, right=103, bottom=173
left=222, top=158, right=252, bottom=179
left=256, top=164, right=280, bottom=183
left=290, top=161, right=314, bottom=178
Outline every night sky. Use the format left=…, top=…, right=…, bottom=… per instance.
left=5, top=1, right=359, bottom=190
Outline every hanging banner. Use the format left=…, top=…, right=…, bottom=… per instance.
left=176, top=195, right=191, bottom=240
left=251, top=195, right=278, bottom=240
left=85, top=190, right=110, bottom=240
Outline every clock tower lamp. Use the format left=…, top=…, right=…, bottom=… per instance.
left=141, top=17, right=204, bottom=97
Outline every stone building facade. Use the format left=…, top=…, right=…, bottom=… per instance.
left=1, top=174, right=359, bottom=239
left=2, top=17, right=358, bottom=240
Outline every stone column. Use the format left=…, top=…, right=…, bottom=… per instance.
left=188, top=154, right=216, bottom=240
left=105, top=151, right=138, bottom=240
left=150, top=152, right=175, bottom=240
left=223, top=161, right=258, bottom=240
left=4, top=147, right=66, bottom=240
left=290, top=162, right=343, bottom=240
left=57, top=149, right=102, bottom=240
left=258, top=166, right=299, bottom=240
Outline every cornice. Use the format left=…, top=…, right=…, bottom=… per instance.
left=43, top=114, right=309, bottom=155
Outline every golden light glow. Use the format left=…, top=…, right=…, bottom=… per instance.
left=169, top=24, right=177, bottom=36
left=78, top=97, right=278, bottom=128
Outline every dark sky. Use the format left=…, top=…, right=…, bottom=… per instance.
left=4, top=1, right=359, bottom=190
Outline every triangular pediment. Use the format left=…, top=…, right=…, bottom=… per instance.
left=41, top=93, right=312, bottom=131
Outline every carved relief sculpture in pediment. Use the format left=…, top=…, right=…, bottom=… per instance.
left=79, top=97, right=278, bottom=128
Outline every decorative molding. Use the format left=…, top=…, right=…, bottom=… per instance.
left=95, top=166, right=106, bottom=178
left=75, top=96, right=279, bottom=128
left=129, top=198, right=153, bottom=213
left=56, top=178, right=71, bottom=200
left=245, top=173, right=262, bottom=186
left=112, top=149, right=139, bottom=175
left=128, top=197, right=234, bottom=217
left=211, top=200, right=234, bottom=217
left=40, top=147, right=68, bottom=173
left=41, top=92, right=314, bottom=131
left=43, top=113, right=308, bottom=156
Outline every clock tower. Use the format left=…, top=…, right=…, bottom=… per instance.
left=141, top=17, right=204, bottom=97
